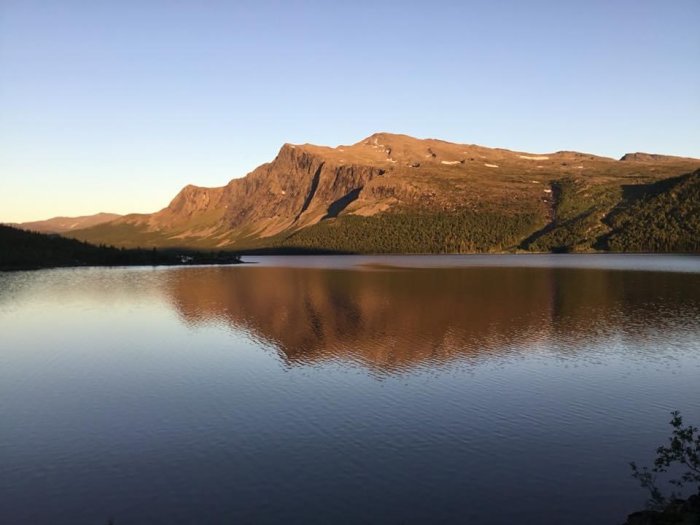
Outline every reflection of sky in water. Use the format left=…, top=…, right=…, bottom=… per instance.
left=1, top=257, right=699, bottom=525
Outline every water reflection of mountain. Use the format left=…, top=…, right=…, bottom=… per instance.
left=164, top=266, right=700, bottom=372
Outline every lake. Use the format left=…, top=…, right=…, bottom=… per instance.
left=1, top=255, right=700, bottom=524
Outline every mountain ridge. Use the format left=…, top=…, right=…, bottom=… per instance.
left=66, top=133, right=700, bottom=253
left=12, top=212, right=122, bottom=234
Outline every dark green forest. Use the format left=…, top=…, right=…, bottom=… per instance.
left=521, top=170, right=700, bottom=253
left=601, top=172, right=700, bottom=252
left=0, top=225, right=241, bottom=271
left=279, top=211, right=543, bottom=254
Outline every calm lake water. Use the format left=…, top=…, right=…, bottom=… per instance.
left=1, top=255, right=700, bottom=524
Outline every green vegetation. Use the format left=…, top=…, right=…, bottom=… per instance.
left=523, top=179, right=622, bottom=252
left=0, top=225, right=241, bottom=271
left=522, top=170, right=700, bottom=254
left=69, top=220, right=240, bottom=250
left=626, top=411, right=700, bottom=524
left=277, top=210, right=543, bottom=254
left=69, top=221, right=183, bottom=249
left=601, top=171, right=700, bottom=252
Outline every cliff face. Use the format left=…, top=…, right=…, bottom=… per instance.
left=107, top=142, right=389, bottom=245
left=68, top=133, right=700, bottom=252
left=218, top=144, right=386, bottom=235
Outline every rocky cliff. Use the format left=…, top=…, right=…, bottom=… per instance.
left=68, top=133, right=700, bottom=253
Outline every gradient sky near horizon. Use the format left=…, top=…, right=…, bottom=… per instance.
left=1, top=1, right=699, bottom=223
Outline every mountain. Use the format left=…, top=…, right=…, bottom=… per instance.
left=68, top=133, right=700, bottom=253
left=15, top=212, right=121, bottom=234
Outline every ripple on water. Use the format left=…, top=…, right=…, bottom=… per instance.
left=0, top=258, right=699, bottom=524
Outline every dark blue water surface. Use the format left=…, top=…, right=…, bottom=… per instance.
left=1, top=255, right=699, bottom=524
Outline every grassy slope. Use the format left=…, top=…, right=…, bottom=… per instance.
left=69, top=220, right=237, bottom=250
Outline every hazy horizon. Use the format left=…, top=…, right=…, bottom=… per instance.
left=2, top=0, right=699, bottom=223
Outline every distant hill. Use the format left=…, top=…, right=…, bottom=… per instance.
left=14, top=212, right=121, bottom=234
left=0, top=225, right=240, bottom=271
left=66, top=133, right=700, bottom=253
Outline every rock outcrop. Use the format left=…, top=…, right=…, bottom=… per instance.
left=624, top=492, right=700, bottom=525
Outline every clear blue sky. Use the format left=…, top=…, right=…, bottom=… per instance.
left=1, top=0, right=699, bottom=222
